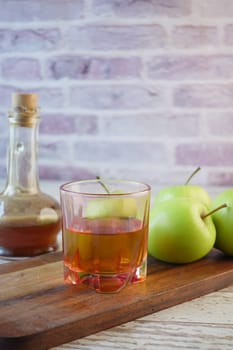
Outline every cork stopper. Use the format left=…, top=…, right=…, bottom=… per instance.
left=12, top=93, right=38, bottom=111
left=9, top=93, right=39, bottom=126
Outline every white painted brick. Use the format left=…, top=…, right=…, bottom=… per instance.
left=0, top=0, right=232, bottom=188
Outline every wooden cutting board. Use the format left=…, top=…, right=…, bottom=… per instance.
left=1, top=249, right=233, bottom=350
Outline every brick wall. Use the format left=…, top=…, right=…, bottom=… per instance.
left=1, top=0, right=233, bottom=189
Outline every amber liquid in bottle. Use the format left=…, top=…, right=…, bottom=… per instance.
left=0, top=93, right=61, bottom=259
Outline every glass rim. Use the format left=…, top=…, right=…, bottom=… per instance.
left=60, top=178, right=151, bottom=197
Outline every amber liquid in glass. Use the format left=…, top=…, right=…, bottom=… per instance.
left=63, top=217, right=147, bottom=292
left=0, top=93, right=61, bottom=259
left=0, top=216, right=61, bottom=257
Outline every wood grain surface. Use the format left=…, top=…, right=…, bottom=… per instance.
left=1, top=250, right=233, bottom=350
left=51, top=285, right=233, bottom=350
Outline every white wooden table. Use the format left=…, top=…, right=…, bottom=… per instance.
left=0, top=181, right=233, bottom=349
left=51, top=285, right=233, bottom=350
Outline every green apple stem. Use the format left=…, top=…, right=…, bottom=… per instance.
left=202, top=203, right=227, bottom=219
left=96, top=176, right=110, bottom=194
left=184, top=166, right=201, bottom=185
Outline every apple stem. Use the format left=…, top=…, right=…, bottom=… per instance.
left=202, top=203, right=227, bottom=219
left=184, top=166, right=201, bottom=185
left=96, top=176, right=110, bottom=194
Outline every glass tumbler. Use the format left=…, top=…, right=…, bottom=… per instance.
left=60, top=179, right=151, bottom=293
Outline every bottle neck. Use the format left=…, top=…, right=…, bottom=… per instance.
left=4, top=120, right=40, bottom=195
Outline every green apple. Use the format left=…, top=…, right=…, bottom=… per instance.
left=86, top=196, right=137, bottom=219
left=152, top=167, right=211, bottom=209
left=85, top=177, right=138, bottom=219
left=148, top=197, right=216, bottom=264
left=211, top=189, right=233, bottom=256
left=154, top=184, right=211, bottom=208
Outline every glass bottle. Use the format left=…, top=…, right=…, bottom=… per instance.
left=0, top=93, right=61, bottom=259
